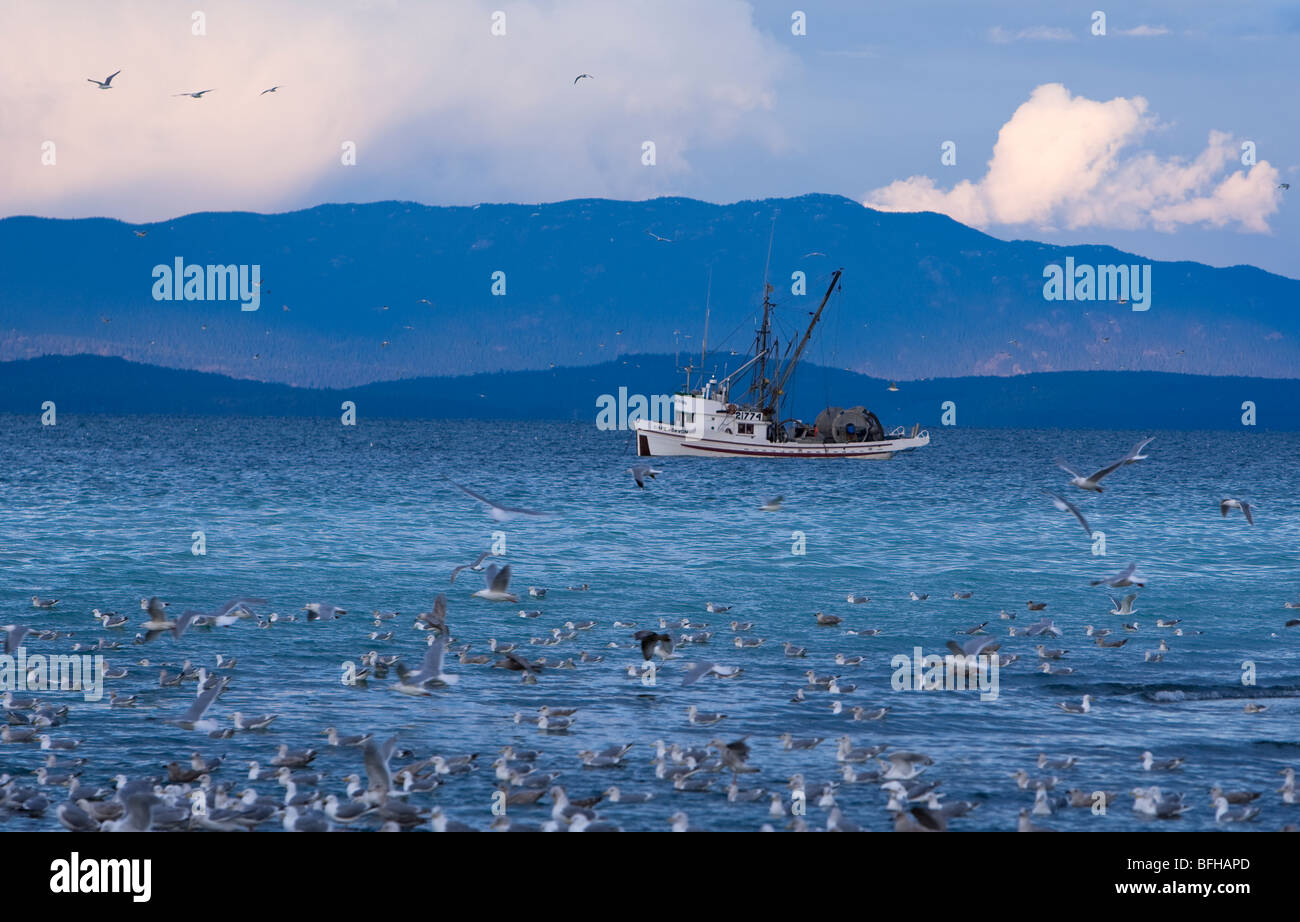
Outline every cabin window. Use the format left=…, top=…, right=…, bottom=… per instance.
left=738, top=423, right=754, bottom=435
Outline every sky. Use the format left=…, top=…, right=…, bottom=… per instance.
left=1, top=0, right=1296, bottom=277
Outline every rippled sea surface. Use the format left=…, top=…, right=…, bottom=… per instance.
left=2, top=414, right=1297, bottom=831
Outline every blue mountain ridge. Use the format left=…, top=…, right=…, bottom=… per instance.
left=1, top=195, right=1296, bottom=388
left=2, top=353, right=1296, bottom=431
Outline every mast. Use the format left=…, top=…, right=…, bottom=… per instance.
left=768, top=268, right=842, bottom=415
left=700, top=267, right=712, bottom=383
left=747, top=219, right=778, bottom=407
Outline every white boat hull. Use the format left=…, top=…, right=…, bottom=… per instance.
left=634, top=422, right=929, bottom=459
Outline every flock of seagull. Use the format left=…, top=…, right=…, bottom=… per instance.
left=86, top=69, right=280, bottom=98
left=4, top=441, right=1298, bottom=832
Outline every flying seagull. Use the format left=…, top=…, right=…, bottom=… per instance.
left=174, top=89, right=215, bottom=98
left=447, top=479, right=548, bottom=522
left=1041, top=489, right=1092, bottom=536
left=634, top=629, right=674, bottom=661
left=1090, top=562, right=1146, bottom=588
left=169, top=677, right=227, bottom=731
left=1280, top=183, right=1290, bottom=191
left=645, top=231, right=672, bottom=243
left=1055, top=437, right=1153, bottom=492
left=1220, top=499, right=1254, bottom=525
left=395, top=636, right=458, bottom=689
left=473, top=564, right=518, bottom=603
left=573, top=73, right=594, bottom=84
left=88, top=69, right=121, bottom=89
left=627, top=465, right=661, bottom=488
left=260, top=85, right=281, bottom=95
left=449, top=551, right=491, bottom=584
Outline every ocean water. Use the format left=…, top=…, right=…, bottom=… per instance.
left=1, top=413, right=1297, bottom=831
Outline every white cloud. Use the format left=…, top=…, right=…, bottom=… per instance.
left=988, top=25, right=1075, bottom=43
left=1116, top=25, right=1170, bottom=37
left=0, top=0, right=793, bottom=221
left=865, top=83, right=1281, bottom=233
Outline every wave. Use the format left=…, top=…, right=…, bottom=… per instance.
left=1050, top=680, right=1300, bottom=702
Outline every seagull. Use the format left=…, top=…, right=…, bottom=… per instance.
left=1057, top=694, right=1093, bottom=714
left=3, top=625, right=31, bottom=655
left=687, top=705, right=725, bottom=726
left=1016, top=809, right=1053, bottom=832
left=1041, top=490, right=1092, bottom=536
left=1140, top=751, right=1184, bottom=771
left=260, top=85, right=281, bottom=95
left=168, top=678, right=226, bottom=732
left=473, top=564, right=518, bottom=603
left=573, top=73, right=594, bottom=84
left=1220, top=499, right=1254, bottom=525
left=1109, top=593, right=1138, bottom=616
left=681, top=662, right=741, bottom=686
left=1055, top=437, right=1153, bottom=492
left=87, top=69, right=121, bottom=89
left=1131, top=786, right=1188, bottom=819
left=449, top=551, right=491, bottom=584
left=1213, top=795, right=1259, bottom=823
left=32, top=596, right=58, bottom=608
left=174, top=89, right=215, bottom=98
left=634, top=630, right=674, bottom=660
left=395, top=636, right=458, bottom=690
left=627, top=465, right=661, bottom=488
left=1279, top=183, right=1291, bottom=190
left=645, top=231, right=672, bottom=243
left=760, top=496, right=784, bottom=511
left=946, top=636, right=1000, bottom=657
left=448, top=479, right=548, bottom=521
left=1091, top=562, right=1146, bottom=588
left=303, top=602, right=347, bottom=620
left=231, top=711, right=278, bottom=731
left=412, top=594, right=449, bottom=636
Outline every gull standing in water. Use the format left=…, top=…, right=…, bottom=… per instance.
left=448, top=479, right=549, bottom=522
left=1057, top=695, right=1093, bottom=714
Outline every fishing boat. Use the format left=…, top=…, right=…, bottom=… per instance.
left=634, top=269, right=929, bottom=459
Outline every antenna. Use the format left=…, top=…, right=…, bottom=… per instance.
left=701, top=266, right=712, bottom=375
left=762, top=216, right=776, bottom=290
